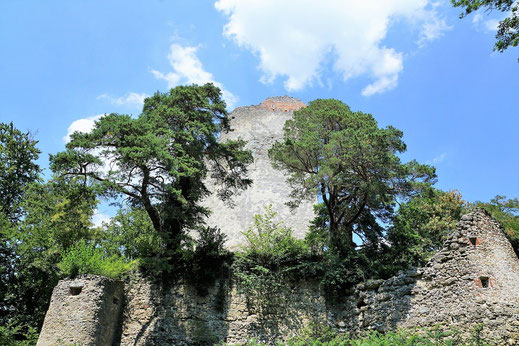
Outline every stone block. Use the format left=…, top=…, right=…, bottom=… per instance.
left=37, top=275, right=124, bottom=346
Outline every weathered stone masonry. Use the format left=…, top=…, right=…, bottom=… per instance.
left=37, top=276, right=124, bottom=346
left=202, top=96, right=316, bottom=250
left=37, top=209, right=519, bottom=345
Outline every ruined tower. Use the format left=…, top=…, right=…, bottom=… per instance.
left=202, top=96, right=317, bottom=249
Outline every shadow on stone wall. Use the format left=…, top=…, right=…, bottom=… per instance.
left=119, top=275, right=234, bottom=345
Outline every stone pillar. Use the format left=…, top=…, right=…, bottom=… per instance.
left=37, top=275, right=124, bottom=346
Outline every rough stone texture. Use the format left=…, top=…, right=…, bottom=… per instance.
left=37, top=211, right=519, bottom=345
left=116, top=208, right=519, bottom=345
left=119, top=276, right=327, bottom=345
left=202, top=97, right=315, bottom=250
left=259, top=96, right=307, bottom=113
left=37, top=275, right=124, bottom=346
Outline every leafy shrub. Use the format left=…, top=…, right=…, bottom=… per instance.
left=58, top=240, right=136, bottom=279
left=0, top=323, right=38, bottom=346
left=285, top=321, right=345, bottom=344
left=240, top=205, right=307, bottom=262
left=233, top=206, right=316, bottom=310
left=185, top=226, right=232, bottom=295
left=101, top=207, right=164, bottom=260
left=236, top=325, right=483, bottom=345
left=319, top=253, right=369, bottom=298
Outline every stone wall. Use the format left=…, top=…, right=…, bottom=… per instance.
left=328, top=208, right=519, bottom=343
left=259, top=96, right=306, bottom=113
left=202, top=97, right=315, bottom=250
left=116, top=209, right=519, bottom=345
left=37, top=276, right=124, bottom=346
left=38, top=209, right=519, bottom=345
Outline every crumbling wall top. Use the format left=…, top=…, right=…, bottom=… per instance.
left=259, top=96, right=306, bottom=112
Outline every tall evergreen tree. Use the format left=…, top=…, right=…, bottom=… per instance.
left=269, top=99, right=436, bottom=254
left=51, top=84, right=252, bottom=272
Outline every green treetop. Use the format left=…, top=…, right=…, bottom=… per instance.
left=0, top=122, right=41, bottom=222
left=452, top=0, right=518, bottom=56
left=388, top=188, right=467, bottom=269
left=269, top=99, right=436, bottom=254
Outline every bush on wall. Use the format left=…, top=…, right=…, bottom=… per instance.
left=58, top=240, right=136, bottom=279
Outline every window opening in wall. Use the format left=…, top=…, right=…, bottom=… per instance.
left=469, top=237, right=477, bottom=246
left=480, top=276, right=489, bottom=288
left=70, top=286, right=82, bottom=295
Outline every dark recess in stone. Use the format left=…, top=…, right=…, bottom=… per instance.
left=357, top=299, right=367, bottom=308
left=70, top=286, right=82, bottom=295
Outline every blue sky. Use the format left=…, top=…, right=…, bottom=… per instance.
left=0, top=0, right=517, bottom=221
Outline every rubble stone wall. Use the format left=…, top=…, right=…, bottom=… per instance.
left=105, top=209, right=516, bottom=344
left=37, top=211, right=519, bottom=345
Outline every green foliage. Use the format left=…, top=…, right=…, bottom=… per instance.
left=319, top=252, right=370, bottom=297
left=452, top=0, right=518, bottom=56
left=185, top=226, right=232, bottom=295
left=0, top=122, right=41, bottom=222
left=236, top=324, right=487, bottom=345
left=4, top=177, right=99, bottom=333
left=50, top=84, right=253, bottom=274
left=58, top=240, right=136, bottom=279
left=0, top=122, right=41, bottom=340
left=16, top=177, right=99, bottom=260
left=306, top=203, right=395, bottom=292
left=240, top=205, right=308, bottom=261
left=286, top=322, right=344, bottom=345
left=0, top=213, right=17, bottom=323
left=233, top=206, right=315, bottom=310
left=473, top=195, right=519, bottom=255
left=234, top=263, right=286, bottom=312
left=387, top=189, right=467, bottom=269
left=101, top=207, right=163, bottom=260
left=0, top=323, right=38, bottom=346
left=269, top=99, right=436, bottom=254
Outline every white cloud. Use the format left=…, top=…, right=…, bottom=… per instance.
left=92, top=209, right=112, bottom=228
left=484, top=18, right=501, bottom=31
left=472, top=13, right=483, bottom=26
left=97, top=92, right=149, bottom=108
left=418, top=3, right=451, bottom=47
left=215, top=0, right=450, bottom=95
left=427, top=152, right=447, bottom=165
left=63, top=114, right=104, bottom=143
left=152, top=43, right=238, bottom=108
left=472, top=9, right=507, bottom=32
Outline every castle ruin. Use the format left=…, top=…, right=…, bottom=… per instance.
left=36, top=97, right=519, bottom=345
left=37, top=208, right=519, bottom=345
